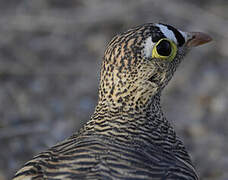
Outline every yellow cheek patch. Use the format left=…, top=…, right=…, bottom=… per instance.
left=152, top=38, right=177, bottom=61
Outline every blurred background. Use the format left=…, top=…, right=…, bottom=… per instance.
left=0, top=0, right=227, bottom=179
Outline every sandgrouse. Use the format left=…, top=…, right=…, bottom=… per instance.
left=13, top=23, right=212, bottom=180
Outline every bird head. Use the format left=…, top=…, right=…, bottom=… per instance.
left=98, top=23, right=212, bottom=110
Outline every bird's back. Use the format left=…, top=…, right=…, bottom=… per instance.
left=13, top=128, right=198, bottom=180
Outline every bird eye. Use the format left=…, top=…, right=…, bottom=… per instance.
left=151, top=38, right=177, bottom=61
left=156, top=40, right=171, bottom=56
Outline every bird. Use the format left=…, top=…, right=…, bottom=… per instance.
left=13, top=23, right=212, bottom=180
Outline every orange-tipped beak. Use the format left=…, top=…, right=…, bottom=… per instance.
left=185, top=32, right=212, bottom=47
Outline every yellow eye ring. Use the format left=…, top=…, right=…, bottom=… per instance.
left=152, top=38, right=177, bottom=61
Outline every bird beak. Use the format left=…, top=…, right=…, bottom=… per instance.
left=185, top=32, right=212, bottom=47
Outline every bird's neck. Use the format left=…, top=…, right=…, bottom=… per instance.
left=79, top=93, right=194, bottom=175
left=84, top=93, right=174, bottom=141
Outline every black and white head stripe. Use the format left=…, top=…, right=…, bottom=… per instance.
left=156, top=23, right=187, bottom=46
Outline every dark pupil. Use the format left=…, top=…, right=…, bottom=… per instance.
left=156, top=40, right=171, bottom=56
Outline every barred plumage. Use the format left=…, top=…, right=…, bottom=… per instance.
left=13, top=23, right=211, bottom=180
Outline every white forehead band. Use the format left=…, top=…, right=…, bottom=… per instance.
left=155, top=23, right=188, bottom=45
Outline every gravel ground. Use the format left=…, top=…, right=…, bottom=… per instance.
left=0, top=0, right=228, bottom=179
